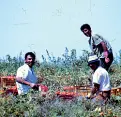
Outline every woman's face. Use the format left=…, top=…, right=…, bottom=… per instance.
left=82, top=28, right=91, bottom=37
left=89, top=63, right=96, bottom=70
left=25, top=55, right=35, bottom=67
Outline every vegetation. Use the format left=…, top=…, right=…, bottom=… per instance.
left=0, top=48, right=121, bottom=117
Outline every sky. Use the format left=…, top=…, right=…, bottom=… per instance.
left=0, top=0, right=121, bottom=61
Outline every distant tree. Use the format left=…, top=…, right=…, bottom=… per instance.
left=71, top=49, right=77, bottom=61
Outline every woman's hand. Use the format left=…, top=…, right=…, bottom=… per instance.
left=29, top=83, right=39, bottom=90
left=105, top=57, right=110, bottom=63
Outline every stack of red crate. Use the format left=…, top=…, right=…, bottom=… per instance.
left=1, top=76, right=16, bottom=87
left=0, top=76, right=18, bottom=95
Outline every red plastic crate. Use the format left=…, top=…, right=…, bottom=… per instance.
left=56, top=86, right=92, bottom=99
left=0, top=76, right=16, bottom=87
left=6, top=86, right=18, bottom=95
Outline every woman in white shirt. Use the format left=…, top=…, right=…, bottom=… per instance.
left=87, top=54, right=111, bottom=104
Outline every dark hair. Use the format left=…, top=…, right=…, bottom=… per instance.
left=80, top=24, right=91, bottom=31
left=25, top=52, right=36, bottom=60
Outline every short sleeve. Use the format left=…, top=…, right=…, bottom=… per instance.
left=93, top=34, right=103, bottom=46
left=93, top=72, right=102, bottom=84
left=16, top=68, right=28, bottom=80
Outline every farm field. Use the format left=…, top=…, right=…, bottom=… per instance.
left=0, top=50, right=121, bottom=117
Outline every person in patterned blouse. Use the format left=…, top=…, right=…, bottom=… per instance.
left=80, top=24, right=113, bottom=71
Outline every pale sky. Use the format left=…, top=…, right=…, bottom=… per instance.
left=0, top=0, right=121, bottom=61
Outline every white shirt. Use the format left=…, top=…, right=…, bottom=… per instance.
left=16, top=64, right=38, bottom=95
left=89, top=33, right=112, bottom=58
left=92, top=66, right=111, bottom=91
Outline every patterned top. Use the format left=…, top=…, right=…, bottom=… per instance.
left=89, top=34, right=112, bottom=58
